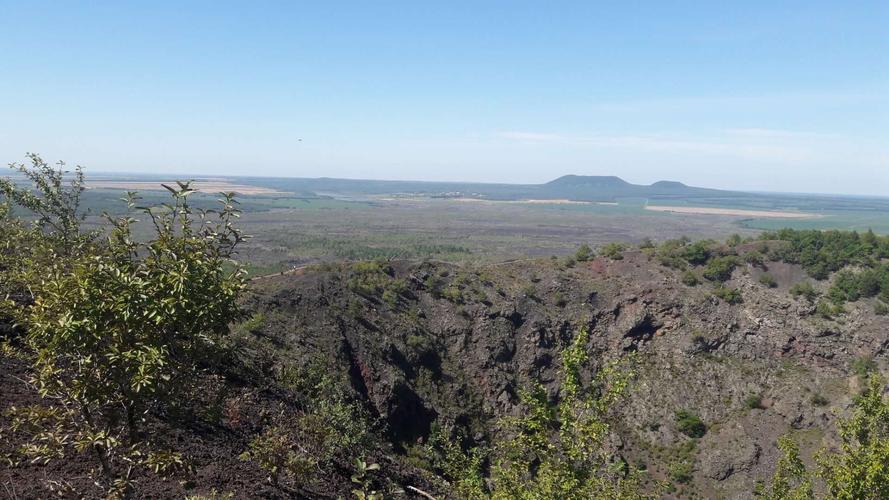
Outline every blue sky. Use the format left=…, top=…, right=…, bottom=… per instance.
left=1, top=1, right=887, bottom=194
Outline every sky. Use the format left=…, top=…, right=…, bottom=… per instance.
left=0, top=1, right=887, bottom=195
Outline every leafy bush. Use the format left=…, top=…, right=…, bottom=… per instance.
left=851, top=356, right=877, bottom=379
left=382, top=289, right=399, bottom=307
left=745, top=394, right=765, bottom=410
left=682, top=241, right=712, bottom=266
left=817, top=377, right=889, bottom=498
left=681, top=270, right=700, bottom=286
left=240, top=380, right=370, bottom=488
left=829, top=270, right=862, bottom=303
left=712, top=285, right=742, bottom=304
left=767, top=378, right=889, bottom=499
left=574, top=243, right=594, bottom=262
left=350, top=458, right=383, bottom=500
left=726, top=234, right=742, bottom=247
left=348, top=260, right=394, bottom=296
left=811, top=394, right=829, bottom=407
left=240, top=424, right=315, bottom=486
left=1, top=157, right=247, bottom=492
left=744, top=251, right=764, bottom=267
left=442, top=286, right=465, bottom=304
left=439, top=328, right=648, bottom=498
left=669, top=460, right=694, bottom=484
left=656, top=238, right=691, bottom=270
left=790, top=281, right=818, bottom=302
left=815, top=300, right=843, bottom=319
left=759, top=273, right=778, bottom=288
left=599, top=242, right=626, bottom=260
left=765, top=436, right=813, bottom=499
left=675, top=410, right=706, bottom=438
left=828, top=266, right=889, bottom=305
left=702, top=256, right=739, bottom=282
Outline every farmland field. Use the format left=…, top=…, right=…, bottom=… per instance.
left=71, top=175, right=889, bottom=276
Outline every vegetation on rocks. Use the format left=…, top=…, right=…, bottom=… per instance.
left=428, top=328, right=651, bottom=499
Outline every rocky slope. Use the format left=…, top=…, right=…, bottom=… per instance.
left=2, top=249, right=887, bottom=498
left=244, top=249, right=887, bottom=498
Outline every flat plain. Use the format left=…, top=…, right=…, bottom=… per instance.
left=74, top=174, right=889, bottom=275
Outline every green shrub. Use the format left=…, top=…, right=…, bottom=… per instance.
left=0, top=159, right=247, bottom=491
left=875, top=301, right=889, bottom=316
left=442, top=286, right=465, bottom=304
left=669, top=460, right=694, bottom=484
left=682, top=241, right=712, bottom=266
left=599, top=242, right=626, bottom=260
left=851, top=356, right=877, bottom=379
left=766, top=378, right=889, bottom=499
left=811, top=394, right=829, bottom=407
left=424, top=275, right=444, bottom=296
left=675, top=410, right=706, bottom=438
left=382, top=289, right=399, bottom=307
left=406, top=334, right=433, bottom=352
left=744, top=251, right=764, bottom=267
left=815, top=300, right=843, bottom=319
left=745, top=394, right=765, bottom=410
left=240, top=424, right=316, bottom=486
left=240, top=390, right=369, bottom=488
left=473, top=328, right=645, bottom=497
left=346, top=299, right=364, bottom=318
left=727, top=234, right=742, bottom=247
left=790, top=281, right=818, bottom=302
left=817, top=377, right=889, bottom=498
left=574, top=243, right=594, bottom=262
left=765, top=436, right=812, bottom=499
left=238, top=312, right=266, bottom=333
left=712, top=285, right=742, bottom=304
left=521, top=284, right=537, bottom=299
left=828, top=270, right=861, bottom=303
left=703, top=255, right=739, bottom=282
left=681, top=270, right=700, bottom=286
left=759, top=273, right=778, bottom=288
left=656, top=239, right=690, bottom=270
left=348, top=260, right=395, bottom=297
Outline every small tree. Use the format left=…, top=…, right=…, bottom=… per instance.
left=765, top=377, right=889, bottom=500
left=2, top=157, right=247, bottom=492
left=0, top=153, right=91, bottom=257
left=817, top=376, right=889, bottom=499
left=487, top=328, right=649, bottom=498
left=765, top=435, right=813, bottom=500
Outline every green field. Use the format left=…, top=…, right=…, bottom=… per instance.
left=741, top=212, right=889, bottom=233
left=65, top=175, right=889, bottom=276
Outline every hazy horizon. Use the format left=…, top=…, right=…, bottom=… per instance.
left=2, top=2, right=887, bottom=195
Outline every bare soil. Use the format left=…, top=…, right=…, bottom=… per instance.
left=645, top=205, right=818, bottom=218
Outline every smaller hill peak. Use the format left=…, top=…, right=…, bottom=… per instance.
left=650, top=180, right=688, bottom=188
